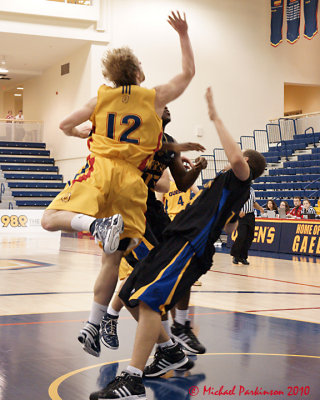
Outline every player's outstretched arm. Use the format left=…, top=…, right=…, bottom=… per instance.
left=154, top=11, right=195, bottom=114
left=59, top=97, right=97, bottom=138
left=205, top=87, right=250, bottom=181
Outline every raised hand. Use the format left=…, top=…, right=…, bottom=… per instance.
left=205, top=87, right=218, bottom=122
left=167, top=11, right=188, bottom=35
left=193, top=156, right=208, bottom=172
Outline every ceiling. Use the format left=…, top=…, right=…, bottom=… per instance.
left=0, top=32, right=88, bottom=90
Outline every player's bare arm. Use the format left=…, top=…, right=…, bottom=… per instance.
left=59, top=97, right=97, bottom=138
left=154, top=11, right=195, bottom=115
left=170, top=153, right=207, bottom=192
left=205, top=87, right=250, bottom=182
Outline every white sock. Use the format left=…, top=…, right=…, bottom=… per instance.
left=175, top=308, right=189, bottom=325
left=161, top=320, right=171, bottom=336
left=71, top=214, right=95, bottom=232
left=158, top=339, right=174, bottom=349
left=107, top=305, right=120, bottom=317
left=126, top=365, right=143, bottom=377
left=88, top=301, right=108, bottom=326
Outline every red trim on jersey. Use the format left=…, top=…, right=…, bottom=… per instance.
left=72, top=155, right=95, bottom=185
left=138, top=131, right=163, bottom=171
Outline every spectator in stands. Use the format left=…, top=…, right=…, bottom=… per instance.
left=301, top=198, right=316, bottom=217
left=5, top=110, right=14, bottom=121
left=5, top=110, right=14, bottom=139
left=288, top=196, right=303, bottom=219
left=15, top=110, right=24, bottom=120
left=280, top=200, right=290, bottom=214
left=266, top=199, right=278, bottom=215
left=14, top=109, right=25, bottom=140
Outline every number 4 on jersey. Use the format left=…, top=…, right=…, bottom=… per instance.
left=177, top=196, right=184, bottom=206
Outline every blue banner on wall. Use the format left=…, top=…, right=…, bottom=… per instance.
left=287, top=0, right=301, bottom=43
left=227, top=218, right=320, bottom=256
left=304, top=0, right=318, bottom=39
left=271, top=0, right=284, bottom=46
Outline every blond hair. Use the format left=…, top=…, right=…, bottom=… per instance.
left=101, top=47, right=140, bottom=87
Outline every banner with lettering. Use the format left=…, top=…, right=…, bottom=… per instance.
left=227, top=219, right=320, bottom=256
left=279, top=220, right=320, bottom=255
left=287, top=0, right=301, bottom=43
left=271, top=0, right=284, bottom=46
left=228, top=219, right=282, bottom=252
left=304, top=0, right=318, bottom=39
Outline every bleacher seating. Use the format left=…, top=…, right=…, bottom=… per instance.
left=0, top=141, right=64, bottom=208
left=253, top=135, right=320, bottom=207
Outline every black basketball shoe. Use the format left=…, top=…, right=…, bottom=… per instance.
left=143, top=342, right=188, bottom=378
left=171, top=321, right=206, bottom=354
left=89, top=371, right=146, bottom=400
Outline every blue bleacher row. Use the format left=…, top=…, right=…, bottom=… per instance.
left=270, top=167, right=320, bottom=175
left=261, top=133, right=320, bottom=162
left=254, top=190, right=318, bottom=199
left=0, top=149, right=50, bottom=156
left=255, top=174, right=320, bottom=183
left=4, top=173, right=62, bottom=181
left=1, top=165, right=58, bottom=172
left=0, top=141, right=62, bottom=207
left=0, top=141, right=46, bottom=149
left=0, top=157, right=54, bottom=164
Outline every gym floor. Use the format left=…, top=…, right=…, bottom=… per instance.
left=1, top=235, right=320, bottom=400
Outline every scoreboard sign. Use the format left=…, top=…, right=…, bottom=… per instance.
left=227, top=218, right=320, bottom=257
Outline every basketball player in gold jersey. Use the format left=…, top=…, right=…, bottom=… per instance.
left=41, top=11, right=195, bottom=357
left=163, top=178, right=199, bottom=220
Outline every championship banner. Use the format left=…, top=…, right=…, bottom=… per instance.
left=271, top=0, right=284, bottom=46
left=279, top=219, right=320, bottom=255
left=228, top=219, right=282, bottom=252
left=304, top=0, right=318, bottom=39
left=287, top=0, right=301, bottom=43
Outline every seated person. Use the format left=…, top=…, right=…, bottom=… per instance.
left=301, top=198, right=316, bottom=217
left=266, top=199, right=278, bottom=215
left=279, top=200, right=290, bottom=215
left=262, top=199, right=278, bottom=217
left=288, top=196, right=303, bottom=219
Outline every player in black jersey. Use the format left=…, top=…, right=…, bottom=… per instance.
left=89, top=87, right=266, bottom=400
left=99, top=106, right=207, bottom=356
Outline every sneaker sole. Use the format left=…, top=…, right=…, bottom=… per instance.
left=100, top=335, right=119, bottom=350
left=175, top=358, right=195, bottom=372
left=171, top=334, right=206, bottom=354
left=98, top=396, right=146, bottom=400
left=104, top=214, right=124, bottom=254
left=144, top=355, right=188, bottom=378
left=78, top=334, right=100, bottom=357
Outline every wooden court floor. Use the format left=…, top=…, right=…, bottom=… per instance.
left=1, top=234, right=320, bottom=400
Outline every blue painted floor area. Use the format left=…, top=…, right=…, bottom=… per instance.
left=1, top=307, right=320, bottom=400
left=216, top=244, right=320, bottom=263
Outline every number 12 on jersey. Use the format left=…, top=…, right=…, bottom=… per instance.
left=107, top=113, right=141, bottom=144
